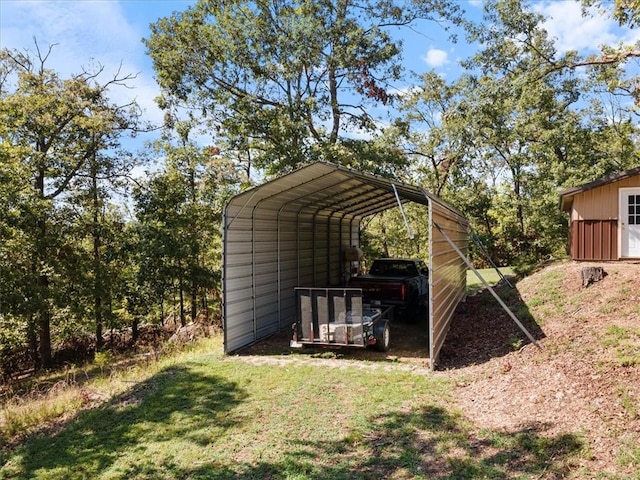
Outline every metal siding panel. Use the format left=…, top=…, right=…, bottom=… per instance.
left=569, top=220, right=618, bottom=261
left=254, top=230, right=277, bottom=242
left=224, top=283, right=256, bottom=352
left=429, top=200, right=468, bottom=369
left=298, top=272, right=314, bottom=286
left=225, top=217, right=253, bottom=230
left=571, top=176, right=640, bottom=222
left=255, top=279, right=277, bottom=298
left=223, top=198, right=255, bottom=352
left=585, top=222, right=594, bottom=258
left=224, top=280, right=253, bottom=315
left=224, top=240, right=252, bottom=255
left=224, top=264, right=253, bottom=281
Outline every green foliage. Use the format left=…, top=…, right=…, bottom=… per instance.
left=4, top=1, right=640, bottom=377
left=360, top=203, right=430, bottom=266
left=144, top=0, right=463, bottom=176
left=133, top=139, right=241, bottom=326
left=391, top=0, right=640, bottom=267
left=0, top=43, right=144, bottom=369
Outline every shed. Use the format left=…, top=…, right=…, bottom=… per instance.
left=560, top=166, right=640, bottom=260
left=222, top=161, right=469, bottom=368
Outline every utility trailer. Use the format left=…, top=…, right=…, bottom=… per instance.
left=290, top=287, right=393, bottom=352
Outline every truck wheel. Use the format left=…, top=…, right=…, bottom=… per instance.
left=376, top=321, right=390, bottom=352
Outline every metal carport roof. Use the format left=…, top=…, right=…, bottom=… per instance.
left=222, top=161, right=469, bottom=368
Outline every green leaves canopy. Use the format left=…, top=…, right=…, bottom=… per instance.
left=144, top=0, right=462, bottom=175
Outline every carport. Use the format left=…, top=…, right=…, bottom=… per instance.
left=222, top=161, right=469, bottom=368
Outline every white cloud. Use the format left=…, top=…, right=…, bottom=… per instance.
left=2, top=1, right=140, bottom=73
left=534, top=1, right=640, bottom=54
left=422, top=48, right=448, bottom=67
left=0, top=0, right=165, bottom=149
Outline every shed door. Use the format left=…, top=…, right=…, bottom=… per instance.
left=620, top=188, right=640, bottom=258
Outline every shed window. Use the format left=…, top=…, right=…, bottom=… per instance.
left=628, top=195, right=640, bottom=225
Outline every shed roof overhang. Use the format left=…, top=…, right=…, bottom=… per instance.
left=560, top=166, right=640, bottom=212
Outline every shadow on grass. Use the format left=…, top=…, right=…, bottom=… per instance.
left=2, top=364, right=246, bottom=479
left=258, top=406, right=583, bottom=480
left=174, top=406, right=582, bottom=479
left=438, top=283, right=546, bottom=369
left=2, top=370, right=585, bottom=479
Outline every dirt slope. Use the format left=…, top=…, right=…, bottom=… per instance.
left=440, top=260, right=640, bottom=477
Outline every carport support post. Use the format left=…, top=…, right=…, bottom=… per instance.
left=433, top=222, right=541, bottom=349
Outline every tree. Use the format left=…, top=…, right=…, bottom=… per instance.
left=144, top=0, right=463, bottom=177
left=134, top=128, right=240, bottom=328
left=392, top=0, right=616, bottom=265
left=0, top=42, right=141, bottom=367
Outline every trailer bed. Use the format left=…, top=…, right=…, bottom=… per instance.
left=291, top=287, right=393, bottom=351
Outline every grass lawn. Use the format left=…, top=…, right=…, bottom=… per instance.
left=1, top=336, right=583, bottom=480
left=467, top=266, right=515, bottom=294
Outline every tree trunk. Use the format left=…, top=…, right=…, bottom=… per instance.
left=191, top=286, right=198, bottom=323
left=327, top=0, right=346, bottom=144
left=179, top=275, right=186, bottom=327
left=132, top=317, right=139, bottom=343
left=27, top=313, right=39, bottom=369
left=37, top=296, right=52, bottom=368
left=582, top=266, right=605, bottom=287
left=381, top=223, right=389, bottom=258
left=202, top=290, right=208, bottom=320
left=92, top=159, right=104, bottom=350
left=35, top=168, right=52, bottom=368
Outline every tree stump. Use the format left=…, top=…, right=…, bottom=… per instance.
left=581, top=266, right=605, bottom=288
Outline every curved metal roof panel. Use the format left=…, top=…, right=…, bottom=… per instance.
left=225, top=161, right=462, bottom=223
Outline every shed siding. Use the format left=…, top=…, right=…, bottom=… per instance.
left=565, top=173, right=640, bottom=261
left=569, top=220, right=618, bottom=261
left=571, top=176, right=640, bottom=221
left=429, top=201, right=469, bottom=366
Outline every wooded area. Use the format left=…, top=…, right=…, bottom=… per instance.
left=2, top=0, right=640, bottom=376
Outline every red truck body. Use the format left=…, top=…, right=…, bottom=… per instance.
left=347, top=258, right=429, bottom=321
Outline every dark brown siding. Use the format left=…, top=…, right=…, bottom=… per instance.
left=570, top=220, right=618, bottom=260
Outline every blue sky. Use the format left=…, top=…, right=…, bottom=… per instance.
left=1, top=0, right=639, bottom=154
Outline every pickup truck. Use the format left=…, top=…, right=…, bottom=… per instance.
left=347, top=258, right=429, bottom=321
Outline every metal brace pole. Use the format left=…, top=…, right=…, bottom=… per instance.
left=433, top=222, right=541, bottom=349
left=470, top=230, right=513, bottom=288
left=392, top=183, right=414, bottom=239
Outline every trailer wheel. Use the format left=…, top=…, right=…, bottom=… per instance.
left=376, top=321, right=390, bottom=352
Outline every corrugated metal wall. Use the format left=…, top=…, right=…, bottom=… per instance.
left=429, top=201, right=469, bottom=366
left=569, top=220, right=618, bottom=261
left=223, top=197, right=359, bottom=353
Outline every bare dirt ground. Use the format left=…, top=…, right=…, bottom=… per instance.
left=442, top=261, right=640, bottom=478
left=239, top=260, right=640, bottom=478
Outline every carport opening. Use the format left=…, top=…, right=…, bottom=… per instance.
left=222, top=161, right=469, bottom=369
